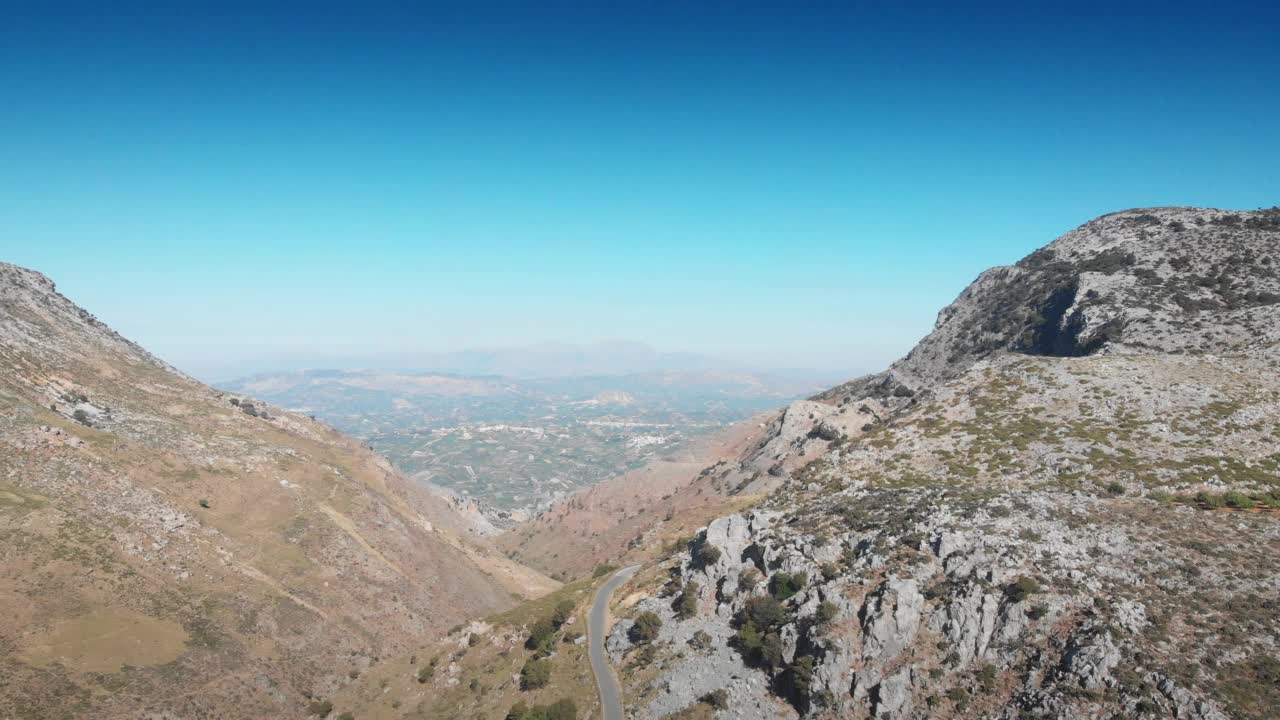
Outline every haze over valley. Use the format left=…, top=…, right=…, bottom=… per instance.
left=221, top=364, right=826, bottom=523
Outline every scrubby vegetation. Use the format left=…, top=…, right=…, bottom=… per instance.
left=768, top=571, right=806, bottom=601
left=629, top=611, right=663, bottom=644
left=507, top=698, right=578, bottom=719
left=674, top=581, right=700, bottom=619
left=520, top=657, right=552, bottom=690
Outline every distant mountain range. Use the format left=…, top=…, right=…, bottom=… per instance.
left=211, top=341, right=845, bottom=386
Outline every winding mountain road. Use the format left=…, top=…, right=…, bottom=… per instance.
left=589, top=565, right=641, bottom=720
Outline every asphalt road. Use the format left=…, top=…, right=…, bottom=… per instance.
left=589, top=565, right=641, bottom=720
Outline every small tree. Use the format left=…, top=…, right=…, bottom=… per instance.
left=785, top=655, right=816, bottom=706
left=629, top=611, right=662, bottom=644
left=743, top=595, right=785, bottom=629
left=760, top=631, right=784, bottom=669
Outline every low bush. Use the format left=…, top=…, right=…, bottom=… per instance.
left=629, top=611, right=662, bottom=644
left=700, top=688, right=729, bottom=710
left=508, top=698, right=578, bottom=720
left=696, top=541, right=722, bottom=567
left=520, top=657, right=552, bottom=690
left=769, top=571, right=807, bottom=601
left=526, top=617, right=557, bottom=655
left=551, top=599, right=576, bottom=626
left=1006, top=576, right=1041, bottom=603
left=674, top=582, right=700, bottom=619
left=815, top=600, right=838, bottom=626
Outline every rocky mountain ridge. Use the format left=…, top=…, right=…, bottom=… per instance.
left=598, top=207, right=1280, bottom=720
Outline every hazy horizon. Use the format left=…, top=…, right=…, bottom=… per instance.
left=195, top=338, right=859, bottom=387
left=4, top=3, right=1277, bottom=384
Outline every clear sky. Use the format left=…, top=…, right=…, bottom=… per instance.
left=2, top=2, right=1277, bottom=381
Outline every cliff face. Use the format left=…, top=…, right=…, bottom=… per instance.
left=606, top=208, right=1280, bottom=720
left=0, top=263, right=555, bottom=718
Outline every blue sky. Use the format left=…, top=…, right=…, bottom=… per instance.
left=2, top=2, right=1277, bottom=381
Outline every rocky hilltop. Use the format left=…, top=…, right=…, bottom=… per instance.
left=0, top=263, right=555, bottom=718
left=599, top=207, right=1280, bottom=720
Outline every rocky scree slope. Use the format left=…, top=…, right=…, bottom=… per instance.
left=604, top=207, right=1280, bottom=720
left=0, top=263, right=554, bottom=719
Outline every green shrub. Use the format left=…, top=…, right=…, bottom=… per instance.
left=631, top=644, right=656, bottom=667
left=784, top=655, right=815, bottom=706
left=307, top=699, right=333, bottom=716
left=544, top=699, right=578, bottom=720
left=976, top=662, right=998, bottom=691
left=819, top=562, right=840, bottom=582
left=592, top=563, right=619, bottom=578
left=520, top=657, right=552, bottom=690
left=336, top=714, right=354, bottom=720
left=1223, top=492, right=1253, bottom=508
left=1105, top=481, right=1125, bottom=496
left=734, top=595, right=789, bottom=669
left=738, top=570, right=760, bottom=592
left=735, top=621, right=761, bottom=654
left=759, top=631, right=784, bottom=669
left=815, top=600, right=838, bottom=626
left=689, top=630, right=713, bottom=650
left=526, top=617, right=557, bottom=655
left=1006, top=576, right=1041, bottom=603
left=743, top=595, right=786, bottom=629
left=675, top=582, right=700, bottom=620
left=769, top=571, right=806, bottom=601
left=509, top=698, right=577, bottom=720
left=629, top=611, right=662, bottom=644
left=551, top=598, right=576, bottom=627
left=1197, top=491, right=1227, bottom=508
left=697, top=542, right=722, bottom=567
left=416, top=664, right=434, bottom=683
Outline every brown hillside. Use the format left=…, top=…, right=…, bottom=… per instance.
left=0, top=263, right=555, bottom=719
